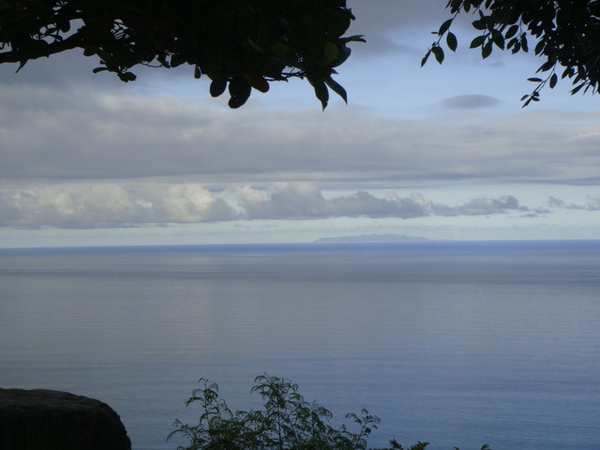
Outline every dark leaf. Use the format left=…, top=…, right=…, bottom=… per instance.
left=438, top=18, right=453, bottom=35
left=472, top=19, right=486, bottom=30
left=538, top=60, right=555, bottom=72
left=571, top=83, right=585, bottom=94
left=446, top=32, right=458, bottom=52
left=421, top=50, right=431, bottom=67
left=194, top=65, right=201, bottom=79
left=324, top=75, right=347, bottom=103
left=549, top=73, right=558, bottom=88
left=310, top=78, right=329, bottom=110
left=527, top=77, right=543, bottom=82
left=534, top=40, right=545, bottom=55
left=481, top=42, right=493, bottom=58
left=228, top=76, right=251, bottom=108
left=470, top=35, right=486, bottom=48
left=491, top=30, right=504, bottom=49
left=118, top=71, right=136, bottom=82
left=249, top=76, right=270, bottom=93
left=322, top=42, right=338, bottom=65
left=431, top=45, right=444, bottom=63
left=210, top=77, right=227, bottom=97
left=505, top=24, right=519, bottom=39
left=332, top=45, right=351, bottom=67
left=520, top=34, right=529, bottom=52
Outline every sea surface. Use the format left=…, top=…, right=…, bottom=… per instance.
left=1, top=240, right=599, bottom=450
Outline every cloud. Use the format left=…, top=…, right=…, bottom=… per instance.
left=2, top=181, right=581, bottom=229
left=431, top=195, right=527, bottom=216
left=2, top=85, right=600, bottom=187
left=0, top=182, right=238, bottom=228
left=441, top=95, right=500, bottom=109
left=545, top=195, right=600, bottom=211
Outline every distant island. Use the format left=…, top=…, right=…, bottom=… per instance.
left=314, top=234, right=430, bottom=244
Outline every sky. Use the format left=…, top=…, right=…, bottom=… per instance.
left=1, top=0, right=599, bottom=248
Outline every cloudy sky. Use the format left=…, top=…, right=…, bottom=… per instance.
left=1, top=0, right=599, bottom=248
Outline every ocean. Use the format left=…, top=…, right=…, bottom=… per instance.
left=1, top=240, right=599, bottom=449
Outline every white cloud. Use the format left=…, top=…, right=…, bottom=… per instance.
left=3, top=181, right=598, bottom=229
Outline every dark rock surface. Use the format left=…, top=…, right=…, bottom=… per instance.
left=0, top=388, right=131, bottom=450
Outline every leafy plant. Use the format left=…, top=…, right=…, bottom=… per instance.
left=169, top=374, right=381, bottom=450
left=169, top=373, right=491, bottom=450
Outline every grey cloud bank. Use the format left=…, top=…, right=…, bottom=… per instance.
left=2, top=86, right=599, bottom=185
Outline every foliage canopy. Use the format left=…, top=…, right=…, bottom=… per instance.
left=426, top=0, right=600, bottom=105
left=0, top=0, right=362, bottom=109
left=1, top=1, right=599, bottom=107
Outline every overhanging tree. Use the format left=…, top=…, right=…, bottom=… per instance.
left=1, top=0, right=599, bottom=108
left=425, top=0, right=600, bottom=106
left=0, top=0, right=363, bottom=109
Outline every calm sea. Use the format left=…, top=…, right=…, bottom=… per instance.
left=1, top=241, right=599, bottom=450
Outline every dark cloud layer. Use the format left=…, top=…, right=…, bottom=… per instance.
left=442, top=95, right=500, bottom=109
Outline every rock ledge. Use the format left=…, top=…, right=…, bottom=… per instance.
left=0, top=388, right=131, bottom=450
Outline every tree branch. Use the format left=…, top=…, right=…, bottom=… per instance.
left=0, top=32, right=86, bottom=65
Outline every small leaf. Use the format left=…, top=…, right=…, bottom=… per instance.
left=310, top=78, right=329, bottom=110
left=249, top=75, right=270, bottom=93
left=549, top=73, right=558, bottom=88
left=194, top=65, right=201, bottom=79
left=505, top=24, right=519, bottom=39
left=472, top=19, right=486, bottom=30
left=527, top=77, right=543, bottom=82
left=438, top=18, right=453, bottom=35
left=446, top=32, right=458, bottom=52
left=520, top=34, right=529, bottom=52
left=322, top=42, right=338, bottom=65
left=118, top=71, right=136, bottom=82
left=210, top=77, right=227, bottom=97
left=481, top=42, right=493, bottom=58
left=571, top=83, right=585, bottom=95
left=534, top=40, right=545, bottom=55
left=324, top=75, right=347, bottom=103
left=538, top=61, right=555, bottom=72
left=431, top=45, right=444, bottom=63
left=470, top=35, right=486, bottom=48
left=491, top=30, right=505, bottom=49
left=228, top=76, right=251, bottom=108
left=506, top=37, right=519, bottom=50
left=421, top=50, right=431, bottom=67
left=332, top=45, right=351, bottom=67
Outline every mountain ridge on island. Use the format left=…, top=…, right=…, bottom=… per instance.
left=314, top=234, right=430, bottom=244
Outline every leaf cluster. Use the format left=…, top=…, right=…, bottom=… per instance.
left=424, top=0, right=600, bottom=105
left=170, top=374, right=491, bottom=450
left=0, top=0, right=364, bottom=109
left=169, top=374, right=381, bottom=450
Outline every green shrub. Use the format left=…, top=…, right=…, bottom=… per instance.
left=169, top=373, right=490, bottom=450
